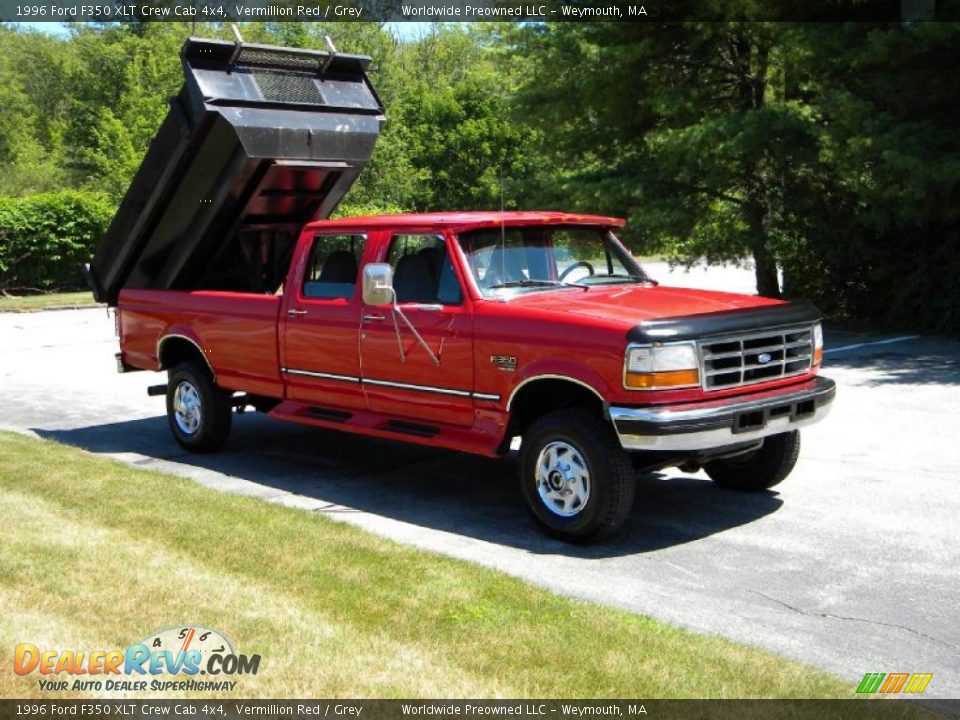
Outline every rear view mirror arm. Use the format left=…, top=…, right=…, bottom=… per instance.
left=386, top=289, right=440, bottom=367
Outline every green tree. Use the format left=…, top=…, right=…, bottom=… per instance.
left=785, top=21, right=960, bottom=330
left=0, top=26, right=70, bottom=195
left=516, top=23, right=829, bottom=298
left=388, top=25, right=538, bottom=210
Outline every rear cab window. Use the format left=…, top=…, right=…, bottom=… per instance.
left=301, top=234, right=366, bottom=300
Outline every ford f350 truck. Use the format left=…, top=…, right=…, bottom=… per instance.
left=88, top=38, right=835, bottom=541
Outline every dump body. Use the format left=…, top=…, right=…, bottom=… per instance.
left=88, top=37, right=384, bottom=306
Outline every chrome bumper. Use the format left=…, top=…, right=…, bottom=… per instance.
left=607, top=376, right=836, bottom=452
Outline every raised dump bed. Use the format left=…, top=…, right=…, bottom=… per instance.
left=87, top=37, right=384, bottom=305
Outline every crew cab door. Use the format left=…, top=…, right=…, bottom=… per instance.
left=280, top=230, right=367, bottom=410
left=359, top=231, right=475, bottom=427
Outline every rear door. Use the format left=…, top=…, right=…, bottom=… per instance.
left=280, top=230, right=368, bottom=410
left=359, top=231, right=475, bottom=427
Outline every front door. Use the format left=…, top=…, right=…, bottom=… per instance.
left=359, top=232, right=475, bottom=427
left=281, top=231, right=367, bottom=410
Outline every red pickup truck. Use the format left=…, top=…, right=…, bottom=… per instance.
left=87, top=38, right=834, bottom=541
left=114, top=210, right=835, bottom=541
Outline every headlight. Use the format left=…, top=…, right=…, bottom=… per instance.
left=813, top=322, right=824, bottom=366
left=624, top=343, right=700, bottom=390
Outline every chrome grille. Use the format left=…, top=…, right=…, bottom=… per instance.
left=700, top=325, right=814, bottom=391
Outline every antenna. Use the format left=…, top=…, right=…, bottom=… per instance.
left=499, top=164, right=506, bottom=283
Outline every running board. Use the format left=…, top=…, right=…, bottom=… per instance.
left=307, top=406, right=352, bottom=423
left=268, top=400, right=500, bottom=457
left=385, top=419, right=439, bottom=437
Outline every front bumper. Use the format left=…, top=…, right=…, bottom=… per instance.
left=607, top=376, right=836, bottom=452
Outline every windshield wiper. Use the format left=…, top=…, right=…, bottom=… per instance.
left=587, top=275, right=659, bottom=286
left=489, top=279, right=589, bottom=290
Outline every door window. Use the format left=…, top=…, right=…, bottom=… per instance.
left=384, top=234, right=463, bottom=305
left=302, top=234, right=366, bottom=299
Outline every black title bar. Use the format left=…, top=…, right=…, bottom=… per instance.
left=3, top=0, right=959, bottom=23
left=1, top=699, right=958, bottom=720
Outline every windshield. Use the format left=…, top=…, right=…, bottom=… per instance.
left=457, top=225, right=650, bottom=297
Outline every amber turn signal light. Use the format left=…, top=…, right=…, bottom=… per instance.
left=624, top=369, right=700, bottom=389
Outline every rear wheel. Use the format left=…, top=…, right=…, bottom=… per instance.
left=704, top=430, right=800, bottom=492
left=166, top=361, right=232, bottom=452
left=520, top=408, right=635, bottom=542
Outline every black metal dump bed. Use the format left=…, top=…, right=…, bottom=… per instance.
left=88, top=37, right=384, bottom=305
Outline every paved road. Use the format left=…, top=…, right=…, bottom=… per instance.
left=2, top=270, right=958, bottom=697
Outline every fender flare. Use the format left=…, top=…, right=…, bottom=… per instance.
left=506, top=368, right=609, bottom=412
left=156, top=331, right=215, bottom=379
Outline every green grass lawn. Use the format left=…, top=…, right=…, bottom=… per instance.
left=0, top=431, right=857, bottom=700
left=0, top=291, right=99, bottom=312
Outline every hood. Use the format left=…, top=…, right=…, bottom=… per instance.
left=503, top=284, right=782, bottom=327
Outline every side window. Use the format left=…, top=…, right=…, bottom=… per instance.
left=302, top=234, right=365, bottom=300
left=385, top=234, right=463, bottom=305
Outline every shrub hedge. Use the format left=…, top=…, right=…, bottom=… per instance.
left=0, top=191, right=114, bottom=293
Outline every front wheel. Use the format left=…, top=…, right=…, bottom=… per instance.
left=166, top=361, right=233, bottom=452
left=704, top=430, right=800, bottom=492
left=520, top=409, right=636, bottom=542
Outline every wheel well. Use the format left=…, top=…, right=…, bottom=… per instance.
left=158, top=336, right=212, bottom=376
left=502, top=378, right=605, bottom=451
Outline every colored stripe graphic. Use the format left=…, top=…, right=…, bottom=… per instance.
left=880, top=672, right=909, bottom=693
left=904, top=673, right=933, bottom=694
left=856, top=672, right=932, bottom=694
left=856, top=673, right=885, bottom=694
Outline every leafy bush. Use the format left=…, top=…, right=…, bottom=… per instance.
left=0, top=191, right=114, bottom=293
left=331, top=202, right=408, bottom=219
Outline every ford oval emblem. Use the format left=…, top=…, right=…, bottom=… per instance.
left=758, top=352, right=773, bottom=364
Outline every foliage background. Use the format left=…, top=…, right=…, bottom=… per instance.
left=0, top=20, right=957, bottom=332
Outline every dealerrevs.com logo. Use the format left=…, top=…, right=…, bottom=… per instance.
left=14, top=626, right=260, bottom=693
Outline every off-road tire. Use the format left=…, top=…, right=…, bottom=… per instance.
left=704, top=430, right=800, bottom=492
left=166, top=361, right=232, bottom=452
left=520, top=408, right=635, bottom=542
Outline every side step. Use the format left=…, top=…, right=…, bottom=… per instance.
left=307, top=407, right=352, bottom=423
left=385, top=419, right=439, bottom=438
left=268, top=400, right=500, bottom=457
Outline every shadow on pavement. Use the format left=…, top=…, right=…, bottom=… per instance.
left=824, top=350, right=960, bottom=386
left=822, top=330, right=960, bottom=386
left=36, top=412, right=783, bottom=559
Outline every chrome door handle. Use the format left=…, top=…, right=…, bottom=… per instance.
left=363, top=313, right=386, bottom=322
left=287, top=308, right=308, bottom=317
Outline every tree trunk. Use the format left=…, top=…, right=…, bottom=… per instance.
left=752, top=240, right=782, bottom=298
left=735, top=30, right=781, bottom=298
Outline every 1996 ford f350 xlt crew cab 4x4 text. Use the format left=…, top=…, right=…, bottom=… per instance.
left=86, top=39, right=835, bottom=541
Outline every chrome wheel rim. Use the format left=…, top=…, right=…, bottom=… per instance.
left=535, top=440, right=590, bottom=517
left=173, top=381, right=202, bottom=435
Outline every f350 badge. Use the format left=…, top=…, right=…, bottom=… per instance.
left=490, top=355, right=518, bottom=372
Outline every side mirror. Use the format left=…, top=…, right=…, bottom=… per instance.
left=362, top=263, right=394, bottom=307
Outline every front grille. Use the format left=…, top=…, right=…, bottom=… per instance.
left=700, top=325, right=814, bottom=391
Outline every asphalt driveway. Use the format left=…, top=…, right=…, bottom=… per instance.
left=2, top=271, right=958, bottom=697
